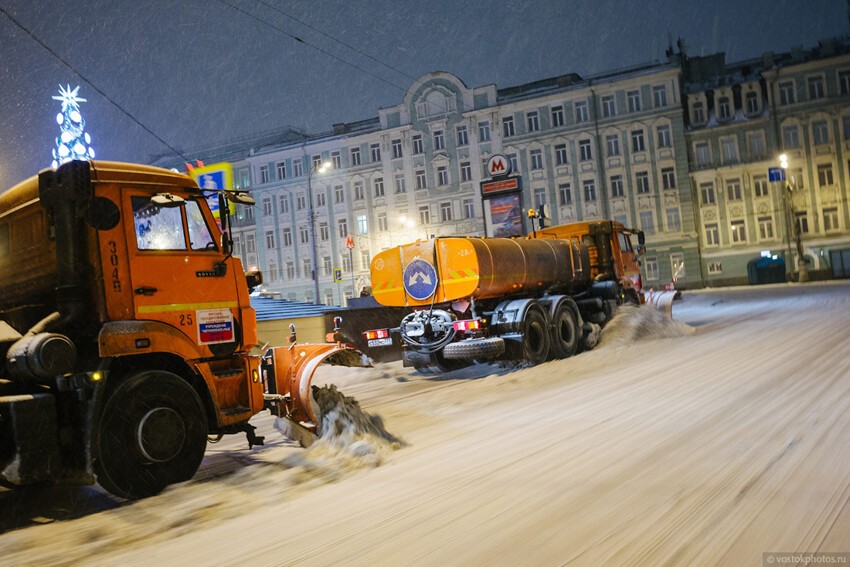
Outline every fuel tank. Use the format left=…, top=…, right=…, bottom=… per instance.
left=371, top=236, right=591, bottom=307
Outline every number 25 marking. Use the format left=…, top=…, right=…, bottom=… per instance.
left=180, top=313, right=194, bottom=326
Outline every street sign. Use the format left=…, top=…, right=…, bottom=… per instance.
left=486, top=154, right=511, bottom=178
left=768, top=167, right=786, bottom=182
left=345, top=234, right=355, bottom=249
left=333, top=268, right=343, bottom=283
left=189, top=162, right=235, bottom=221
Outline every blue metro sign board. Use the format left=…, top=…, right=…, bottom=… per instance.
left=190, top=162, right=234, bottom=220
left=768, top=167, right=786, bottom=182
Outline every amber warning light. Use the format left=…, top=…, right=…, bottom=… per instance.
left=453, top=319, right=482, bottom=332
left=364, top=328, right=392, bottom=347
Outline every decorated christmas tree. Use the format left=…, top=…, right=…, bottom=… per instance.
left=51, top=84, right=96, bottom=168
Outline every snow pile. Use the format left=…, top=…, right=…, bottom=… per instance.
left=600, top=305, right=694, bottom=348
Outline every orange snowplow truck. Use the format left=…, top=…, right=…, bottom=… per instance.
left=366, top=220, right=644, bottom=372
left=0, top=160, right=365, bottom=499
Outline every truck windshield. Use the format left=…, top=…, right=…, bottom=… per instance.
left=132, top=196, right=186, bottom=251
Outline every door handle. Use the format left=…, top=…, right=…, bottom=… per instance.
left=134, top=286, right=158, bottom=296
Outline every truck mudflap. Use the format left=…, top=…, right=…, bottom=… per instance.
left=262, top=343, right=370, bottom=446
left=0, top=394, right=62, bottom=486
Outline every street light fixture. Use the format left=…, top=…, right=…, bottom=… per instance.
left=779, top=153, right=809, bottom=283
left=307, top=160, right=331, bottom=303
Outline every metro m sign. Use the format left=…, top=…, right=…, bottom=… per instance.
left=486, top=154, right=512, bottom=178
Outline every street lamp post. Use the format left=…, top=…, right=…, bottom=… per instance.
left=307, top=160, right=331, bottom=303
left=779, top=154, right=809, bottom=283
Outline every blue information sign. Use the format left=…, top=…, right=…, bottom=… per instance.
left=768, top=167, right=786, bottom=182
left=403, top=258, right=438, bottom=301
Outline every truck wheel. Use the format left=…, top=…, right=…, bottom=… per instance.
left=549, top=305, right=578, bottom=359
left=521, top=309, right=550, bottom=364
left=443, top=338, right=505, bottom=360
left=94, top=371, right=207, bottom=499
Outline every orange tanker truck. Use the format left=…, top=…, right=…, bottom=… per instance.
left=0, top=160, right=364, bottom=499
left=366, top=220, right=644, bottom=372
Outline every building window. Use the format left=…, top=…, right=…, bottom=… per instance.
left=302, top=258, right=311, bottom=280
left=334, top=185, right=345, bottom=204
left=412, top=134, right=424, bottom=154
left=331, top=151, right=341, bottom=169
left=700, top=182, right=716, bottom=205
left=319, top=222, right=329, bottom=241
left=360, top=250, right=371, bottom=270
left=395, top=174, right=406, bottom=194
left=530, top=149, right=543, bottom=170
left=717, top=96, right=731, bottom=120
left=606, top=134, right=620, bottom=157
left=533, top=188, right=546, bottom=209
left=370, top=143, right=381, bottom=162
left=461, top=161, right=472, bottom=182
left=259, top=165, right=269, bottom=184
left=840, top=71, right=850, bottom=95
left=265, top=230, right=275, bottom=249
left=726, top=178, right=742, bottom=201
left=296, top=193, right=306, bottom=210
left=357, top=214, right=368, bottom=234
left=245, top=233, right=256, bottom=254
left=293, top=159, right=303, bottom=177
left=692, top=101, right=705, bottom=123
left=433, top=130, right=445, bottom=150
left=350, top=147, right=361, bottom=166
left=262, top=198, right=272, bottom=216
left=312, top=155, right=322, bottom=170
left=653, top=85, right=667, bottom=108
left=342, top=254, right=352, bottom=274
left=843, top=116, right=850, bottom=140
left=823, top=207, right=840, bottom=232
left=783, top=125, right=800, bottom=149
left=745, top=91, right=759, bottom=114
left=321, top=256, right=331, bottom=278
left=812, top=121, right=830, bottom=145
left=730, top=220, right=746, bottom=243
left=808, top=76, right=825, bottom=100
left=526, top=111, right=539, bottom=132
left=639, top=211, right=655, bottom=234
left=374, top=177, right=384, bottom=197
left=299, top=225, right=309, bottom=244
left=758, top=216, right=775, bottom=240
left=695, top=141, right=711, bottom=166
left=579, top=139, right=593, bottom=161
left=721, top=137, right=738, bottom=163
left=415, top=169, right=426, bottom=190
left=437, top=165, right=449, bottom=186
left=555, top=144, right=568, bottom=165
left=276, top=161, right=287, bottom=180
left=602, top=95, right=616, bottom=117
left=391, top=139, right=402, bottom=159
left=748, top=131, right=766, bottom=158
left=440, top=202, right=453, bottom=222
left=575, top=100, right=589, bottom=122
left=354, top=181, right=365, bottom=201
left=666, top=208, right=681, bottom=231
left=337, top=218, right=348, bottom=238
left=508, top=153, right=519, bottom=173
left=377, top=212, right=388, bottom=232
left=559, top=183, right=572, bottom=206
left=631, top=129, right=645, bottom=153
left=282, top=228, right=292, bottom=247
left=583, top=179, right=596, bottom=202
left=463, top=198, right=474, bottom=219
left=627, top=90, right=641, bottom=113
left=418, top=205, right=430, bottom=226
left=796, top=211, right=809, bottom=234
left=779, top=81, right=795, bottom=106
left=502, top=116, right=515, bottom=137
left=551, top=105, right=564, bottom=127
left=456, top=125, right=469, bottom=147
left=656, top=125, right=671, bottom=148
left=661, top=167, right=676, bottom=190
left=286, top=261, right=295, bottom=279
left=478, top=121, right=491, bottom=142
left=316, top=192, right=326, bottom=208
left=644, top=256, right=659, bottom=280
left=610, top=175, right=624, bottom=198
left=754, top=176, right=769, bottom=198
left=636, top=171, right=650, bottom=194
left=267, top=262, right=278, bottom=283
left=279, top=195, right=289, bottom=214
left=818, top=164, right=834, bottom=187
left=704, top=223, right=719, bottom=246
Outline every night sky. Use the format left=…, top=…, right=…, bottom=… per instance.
left=0, top=0, right=846, bottom=188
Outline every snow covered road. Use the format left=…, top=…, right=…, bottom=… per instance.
left=2, top=281, right=849, bottom=565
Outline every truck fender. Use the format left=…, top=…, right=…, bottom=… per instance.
left=98, top=320, right=207, bottom=361
left=537, top=295, right=584, bottom=328
left=490, top=298, right=549, bottom=338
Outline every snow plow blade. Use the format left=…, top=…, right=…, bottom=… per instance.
left=643, top=290, right=677, bottom=318
left=263, top=343, right=370, bottom=446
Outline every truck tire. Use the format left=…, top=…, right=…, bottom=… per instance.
left=549, top=304, right=579, bottom=359
left=520, top=308, right=550, bottom=365
left=443, top=338, right=505, bottom=361
left=94, top=370, right=207, bottom=499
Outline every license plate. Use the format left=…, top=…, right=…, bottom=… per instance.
left=368, top=337, right=392, bottom=347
